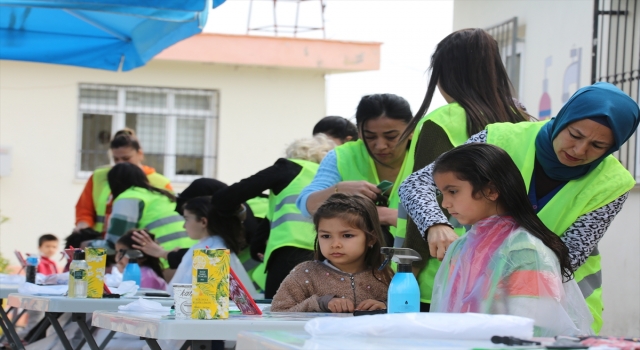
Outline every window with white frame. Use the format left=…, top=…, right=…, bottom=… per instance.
left=77, top=84, right=218, bottom=182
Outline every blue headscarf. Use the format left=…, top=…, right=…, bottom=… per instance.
left=534, top=82, right=640, bottom=181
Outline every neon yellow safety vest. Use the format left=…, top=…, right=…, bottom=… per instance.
left=109, top=187, right=197, bottom=253
left=244, top=196, right=270, bottom=290
left=487, top=121, right=635, bottom=334
left=246, top=196, right=269, bottom=219
left=334, top=139, right=410, bottom=244
left=92, top=166, right=172, bottom=233
left=396, top=103, right=469, bottom=304
left=251, top=159, right=319, bottom=289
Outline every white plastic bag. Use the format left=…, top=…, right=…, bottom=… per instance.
left=304, top=313, right=534, bottom=340
left=118, top=297, right=170, bottom=313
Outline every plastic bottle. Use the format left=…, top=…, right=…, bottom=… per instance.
left=380, top=247, right=422, bottom=313
left=122, top=260, right=141, bottom=286
left=68, top=250, right=88, bottom=298
left=25, top=256, right=39, bottom=284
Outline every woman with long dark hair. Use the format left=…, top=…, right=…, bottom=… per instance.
left=429, top=143, right=592, bottom=336
left=105, top=162, right=196, bottom=253
left=401, top=82, right=639, bottom=332
left=397, top=28, right=529, bottom=312
left=298, top=93, right=414, bottom=249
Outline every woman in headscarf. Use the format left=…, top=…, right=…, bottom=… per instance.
left=399, top=82, right=640, bottom=333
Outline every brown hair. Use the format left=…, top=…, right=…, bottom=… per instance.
left=312, top=193, right=393, bottom=283
left=110, top=128, right=141, bottom=151
left=401, top=28, right=528, bottom=143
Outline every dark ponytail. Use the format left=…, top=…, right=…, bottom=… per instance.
left=401, top=28, right=528, bottom=143
left=108, top=162, right=175, bottom=201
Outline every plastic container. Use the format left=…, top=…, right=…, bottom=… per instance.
left=25, top=256, right=39, bottom=284
left=123, top=261, right=141, bottom=286
left=381, top=248, right=421, bottom=313
left=68, top=250, right=88, bottom=298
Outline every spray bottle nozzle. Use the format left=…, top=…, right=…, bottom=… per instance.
left=378, top=247, right=422, bottom=271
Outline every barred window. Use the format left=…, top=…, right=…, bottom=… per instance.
left=592, top=0, right=640, bottom=182
left=77, top=84, right=217, bottom=182
left=485, top=17, right=523, bottom=99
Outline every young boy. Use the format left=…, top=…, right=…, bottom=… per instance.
left=37, top=234, right=59, bottom=275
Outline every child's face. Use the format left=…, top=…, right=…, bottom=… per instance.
left=39, top=240, right=59, bottom=259
left=115, top=242, right=129, bottom=273
left=183, top=209, right=208, bottom=240
left=317, top=217, right=369, bottom=274
left=434, top=171, right=500, bottom=226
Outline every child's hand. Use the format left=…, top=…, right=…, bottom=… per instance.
left=356, top=299, right=386, bottom=311
left=328, top=298, right=355, bottom=313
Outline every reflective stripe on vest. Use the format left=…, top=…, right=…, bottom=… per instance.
left=270, top=212, right=311, bottom=230
left=487, top=121, right=635, bottom=333
left=91, top=166, right=172, bottom=233
left=145, top=215, right=184, bottom=230
left=397, top=104, right=469, bottom=303
left=263, top=159, right=319, bottom=270
left=335, top=139, right=410, bottom=238
left=115, top=187, right=197, bottom=254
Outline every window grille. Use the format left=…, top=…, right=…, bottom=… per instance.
left=592, top=0, right=640, bottom=182
left=77, top=84, right=218, bottom=182
left=485, top=17, right=521, bottom=98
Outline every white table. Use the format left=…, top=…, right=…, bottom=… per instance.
left=0, top=284, right=21, bottom=350
left=7, top=293, right=174, bottom=350
left=236, top=331, right=551, bottom=350
left=92, top=310, right=351, bottom=350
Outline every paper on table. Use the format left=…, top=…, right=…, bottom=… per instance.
left=17, top=282, right=68, bottom=295
left=118, top=297, right=171, bottom=313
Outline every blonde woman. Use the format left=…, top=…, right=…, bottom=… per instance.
left=210, top=134, right=336, bottom=298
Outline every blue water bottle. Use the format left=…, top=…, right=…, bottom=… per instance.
left=380, top=248, right=422, bottom=313
left=25, top=256, right=39, bottom=284
left=122, top=250, right=142, bottom=285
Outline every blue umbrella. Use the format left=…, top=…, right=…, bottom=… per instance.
left=0, top=0, right=219, bottom=71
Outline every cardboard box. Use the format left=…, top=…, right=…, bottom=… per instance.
left=85, top=248, right=107, bottom=298
left=191, top=249, right=229, bottom=319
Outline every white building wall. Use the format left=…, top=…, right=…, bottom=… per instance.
left=0, top=59, right=325, bottom=264
left=454, top=0, right=640, bottom=336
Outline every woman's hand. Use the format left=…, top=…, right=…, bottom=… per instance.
left=376, top=207, right=398, bottom=227
left=426, top=224, right=458, bottom=261
left=131, top=230, right=169, bottom=259
left=328, top=298, right=355, bottom=313
left=73, top=221, right=90, bottom=233
left=356, top=299, right=386, bottom=311
left=336, top=181, right=381, bottom=200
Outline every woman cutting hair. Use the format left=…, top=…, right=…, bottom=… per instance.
left=400, top=82, right=639, bottom=332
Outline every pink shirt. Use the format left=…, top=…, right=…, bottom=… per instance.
left=140, top=266, right=167, bottom=291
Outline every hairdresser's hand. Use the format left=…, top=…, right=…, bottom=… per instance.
left=356, top=299, right=386, bottom=311
left=426, top=224, right=458, bottom=261
left=131, top=230, right=168, bottom=259
left=377, top=207, right=398, bottom=227
left=336, top=181, right=380, bottom=201
left=328, top=298, right=355, bottom=313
